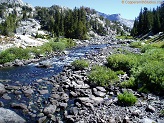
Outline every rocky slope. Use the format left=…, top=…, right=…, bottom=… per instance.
left=98, top=12, right=134, bottom=29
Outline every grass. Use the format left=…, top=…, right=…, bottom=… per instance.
left=0, top=38, right=76, bottom=64
left=106, top=40, right=164, bottom=94
left=88, top=65, right=118, bottom=86
left=71, top=59, right=89, bottom=70
left=107, top=53, right=138, bottom=73
left=118, top=91, right=137, bottom=106
left=116, top=35, right=133, bottom=40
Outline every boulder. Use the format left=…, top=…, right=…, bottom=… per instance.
left=146, top=105, right=156, bottom=113
left=22, top=87, right=34, bottom=97
left=139, top=118, right=156, bottom=123
left=38, top=90, right=49, bottom=95
left=0, top=83, right=6, bottom=95
left=11, top=103, right=28, bottom=111
left=37, top=61, right=53, bottom=68
left=43, top=104, right=56, bottom=115
left=0, top=108, right=26, bottom=123
left=93, top=88, right=106, bottom=97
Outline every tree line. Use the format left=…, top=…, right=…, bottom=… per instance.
left=131, top=3, right=164, bottom=37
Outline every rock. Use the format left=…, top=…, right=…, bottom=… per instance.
left=59, top=103, right=67, bottom=109
left=93, top=88, right=106, bottom=97
left=0, top=101, right=4, bottom=107
left=0, top=83, right=6, bottom=95
left=157, top=119, right=164, bottom=123
left=96, top=86, right=106, bottom=92
left=69, top=107, right=78, bottom=115
left=11, top=103, right=28, bottom=111
left=22, top=87, right=34, bottom=97
left=123, top=116, right=130, bottom=123
left=132, top=109, right=141, bottom=117
left=16, top=18, right=41, bottom=35
left=13, top=59, right=24, bottom=66
left=38, top=116, right=47, bottom=123
left=2, top=94, right=11, bottom=100
left=3, top=62, right=13, bottom=67
left=0, top=108, right=26, bottom=123
left=5, top=85, right=20, bottom=90
left=43, top=104, right=56, bottom=115
left=70, top=91, right=78, bottom=97
left=38, top=90, right=49, bottom=95
left=146, top=105, right=156, bottom=113
left=37, top=61, right=52, bottom=68
left=78, top=97, right=94, bottom=104
left=51, top=94, right=60, bottom=100
left=108, top=117, right=116, bottom=123
left=60, top=93, right=69, bottom=102
left=139, top=118, right=156, bottom=123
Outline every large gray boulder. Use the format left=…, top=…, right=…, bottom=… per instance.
left=0, top=108, right=26, bottom=123
left=16, top=18, right=41, bottom=35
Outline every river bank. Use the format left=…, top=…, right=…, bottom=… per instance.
left=0, top=37, right=163, bottom=123
left=0, top=35, right=134, bottom=68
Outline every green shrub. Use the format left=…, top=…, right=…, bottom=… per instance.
left=71, top=59, right=89, bottom=70
left=118, top=91, right=137, bottom=106
left=88, top=65, right=118, bottom=86
left=0, top=47, right=30, bottom=64
left=141, top=48, right=164, bottom=62
left=129, top=41, right=144, bottom=48
left=51, top=42, right=66, bottom=52
left=160, top=109, right=164, bottom=116
left=60, top=38, right=76, bottom=48
left=136, top=61, right=164, bottom=93
left=107, top=54, right=138, bottom=73
left=120, top=77, right=136, bottom=88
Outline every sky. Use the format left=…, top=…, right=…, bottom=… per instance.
left=23, top=0, right=162, bottom=20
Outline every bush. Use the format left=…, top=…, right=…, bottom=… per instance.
left=51, top=42, right=66, bottom=52
left=71, top=59, right=89, bottom=70
left=120, top=77, right=136, bottom=88
left=118, top=91, right=137, bottom=106
left=0, top=47, right=30, bottom=64
left=129, top=41, right=144, bottom=48
left=88, top=65, right=118, bottom=86
left=136, top=61, right=164, bottom=93
left=60, top=38, right=76, bottom=48
left=107, top=54, right=138, bottom=73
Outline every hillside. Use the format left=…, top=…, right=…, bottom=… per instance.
left=98, top=12, right=134, bottom=29
left=0, top=0, right=132, bottom=41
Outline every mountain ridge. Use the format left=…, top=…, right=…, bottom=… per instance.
left=98, top=12, right=134, bottom=29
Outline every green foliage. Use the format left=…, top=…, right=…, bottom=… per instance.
left=88, top=65, right=118, bottom=86
left=34, top=6, right=88, bottom=39
left=107, top=54, right=138, bottom=73
left=107, top=44, right=164, bottom=94
left=120, top=77, right=136, bottom=88
left=0, top=14, right=17, bottom=36
left=160, top=109, right=164, bottom=116
left=71, top=59, right=89, bottom=70
left=118, top=91, right=137, bottom=106
left=0, top=37, right=74, bottom=64
left=116, top=35, right=133, bottom=40
left=136, top=61, right=164, bottom=93
left=0, top=47, right=30, bottom=64
left=51, top=42, right=65, bottom=52
left=129, top=42, right=144, bottom=48
left=59, top=38, right=76, bottom=48
left=131, top=4, right=164, bottom=36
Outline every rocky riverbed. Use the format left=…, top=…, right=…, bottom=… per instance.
left=0, top=38, right=164, bottom=123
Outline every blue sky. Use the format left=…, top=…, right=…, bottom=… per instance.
left=23, top=0, right=162, bottom=20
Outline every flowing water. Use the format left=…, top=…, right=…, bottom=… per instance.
left=0, top=44, right=108, bottom=122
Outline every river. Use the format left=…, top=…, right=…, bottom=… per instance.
left=0, top=44, right=108, bottom=122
